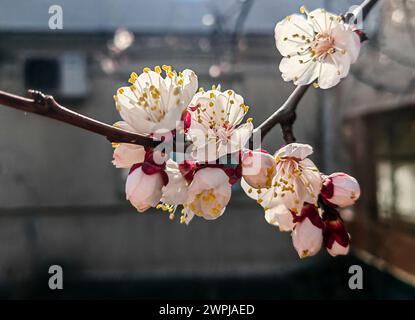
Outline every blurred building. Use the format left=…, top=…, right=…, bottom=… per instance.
left=336, top=0, right=415, bottom=286
left=0, top=0, right=414, bottom=298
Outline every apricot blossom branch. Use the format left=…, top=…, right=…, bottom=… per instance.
left=0, top=89, right=159, bottom=147
left=0, top=0, right=377, bottom=148
left=0, top=0, right=379, bottom=259
left=257, top=0, right=378, bottom=143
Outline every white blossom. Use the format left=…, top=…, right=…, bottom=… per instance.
left=182, top=167, right=232, bottom=224
left=242, top=143, right=322, bottom=215
left=275, top=7, right=361, bottom=89
left=114, top=66, right=198, bottom=135
left=187, top=87, right=253, bottom=162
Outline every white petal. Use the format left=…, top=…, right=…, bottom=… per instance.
left=298, top=158, right=323, bottom=205
left=242, top=150, right=276, bottom=189
left=332, top=25, right=361, bottom=64
left=161, top=160, right=189, bottom=205
left=292, top=218, right=323, bottom=258
left=117, top=99, right=156, bottom=135
left=153, top=106, right=183, bottom=132
left=112, top=143, right=145, bottom=169
left=135, top=70, right=167, bottom=94
left=265, top=204, right=294, bottom=232
left=181, top=69, right=198, bottom=107
left=126, top=168, right=163, bottom=212
left=275, top=143, right=313, bottom=160
left=229, top=122, right=253, bottom=154
left=279, top=58, right=319, bottom=86
left=316, top=52, right=351, bottom=89
left=275, top=14, right=314, bottom=56
left=227, top=93, right=246, bottom=126
left=188, top=167, right=229, bottom=195
left=307, top=9, right=340, bottom=33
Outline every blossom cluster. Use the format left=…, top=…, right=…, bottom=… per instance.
left=110, top=6, right=364, bottom=258
left=241, top=144, right=360, bottom=257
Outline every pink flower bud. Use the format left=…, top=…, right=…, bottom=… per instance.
left=241, top=150, right=276, bottom=189
left=292, top=204, right=323, bottom=258
left=181, top=110, right=192, bottom=132
left=328, top=242, right=350, bottom=257
left=126, top=166, right=164, bottom=212
left=321, top=173, right=360, bottom=208
left=324, top=216, right=351, bottom=257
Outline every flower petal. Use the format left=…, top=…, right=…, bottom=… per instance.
left=126, top=168, right=163, bottom=212
left=307, top=9, right=340, bottom=33
left=112, top=143, right=145, bottom=169
left=181, top=69, right=198, bottom=107
left=275, top=143, right=314, bottom=160
left=265, top=204, right=294, bottom=232
left=229, top=122, right=253, bottom=154
left=161, top=160, right=189, bottom=205
left=275, top=14, right=314, bottom=56
left=279, top=57, right=319, bottom=86
left=332, top=25, right=361, bottom=64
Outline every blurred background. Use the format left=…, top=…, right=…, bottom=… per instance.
left=0, top=0, right=414, bottom=299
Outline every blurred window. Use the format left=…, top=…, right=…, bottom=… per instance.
left=24, top=58, right=60, bottom=91
left=24, top=54, right=87, bottom=99
left=375, top=108, right=415, bottom=223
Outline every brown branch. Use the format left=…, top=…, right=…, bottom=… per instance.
left=257, top=0, right=379, bottom=143
left=0, top=90, right=159, bottom=147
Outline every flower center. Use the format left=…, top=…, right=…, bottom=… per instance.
left=311, top=33, right=335, bottom=59
left=189, top=189, right=223, bottom=217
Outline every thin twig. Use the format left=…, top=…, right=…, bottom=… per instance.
left=0, top=89, right=159, bottom=147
